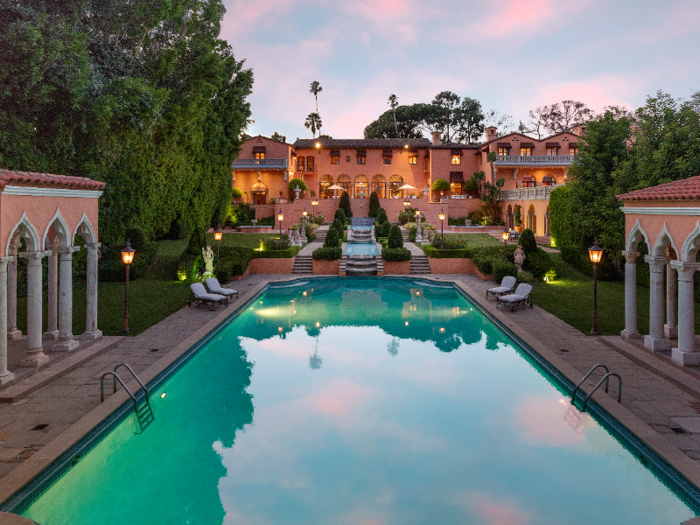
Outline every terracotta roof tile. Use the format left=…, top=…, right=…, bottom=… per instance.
left=617, top=176, right=700, bottom=201
left=293, top=138, right=431, bottom=149
left=0, top=169, right=106, bottom=191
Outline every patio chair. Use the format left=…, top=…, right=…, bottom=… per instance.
left=189, top=282, right=228, bottom=310
left=486, top=276, right=517, bottom=299
left=509, top=229, right=519, bottom=242
left=205, top=277, right=239, bottom=298
left=496, top=283, right=533, bottom=312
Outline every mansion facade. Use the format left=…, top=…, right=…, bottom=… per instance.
left=232, top=126, right=584, bottom=236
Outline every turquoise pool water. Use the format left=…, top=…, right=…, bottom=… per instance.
left=344, top=242, right=379, bottom=256
left=17, top=279, right=696, bottom=524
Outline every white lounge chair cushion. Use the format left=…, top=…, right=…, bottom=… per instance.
left=205, top=278, right=238, bottom=296
left=499, top=283, right=532, bottom=303
left=191, top=282, right=226, bottom=302
left=488, top=276, right=516, bottom=294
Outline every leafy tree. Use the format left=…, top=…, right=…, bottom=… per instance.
left=288, top=178, right=308, bottom=200
left=369, top=191, right=380, bottom=217
left=364, top=104, right=432, bottom=139
left=454, top=97, right=485, bottom=143
left=310, top=81, right=322, bottom=114
left=232, top=188, right=243, bottom=199
left=388, top=94, right=399, bottom=137
left=524, top=100, right=593, bottom=137
left=483, top=109, right=515, bottom=136
left=339, top=190, right=352, bottom=218
left=480, top=178, right=505, bottom=225
left=431, top=178, right=450, bottom=200
left=388, top=225, right=404, bottom=249
left=270, top=132, right=286, bottom=143
left=430, top=91, right=461, bottom=140
left=304, top=112, right=322, bottom=138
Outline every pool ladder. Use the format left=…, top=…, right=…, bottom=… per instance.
left=101, top=364, right=155, bottom=431
left=571, top=364, right=622, bottom=413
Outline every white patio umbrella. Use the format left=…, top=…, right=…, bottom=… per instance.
left=326, top=184, right=345, bottom=198
left=397, top=184, right=416, bottom=190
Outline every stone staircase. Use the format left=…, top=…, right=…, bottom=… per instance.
left=400, top=227, right=409, bottom=242
left=410, top=253, right=431, bottom=275
left=315, top=226, right=329, bottom=243
left=345, top=255, right=378, bottom=276
left=292, top=255, right=313, bottom=275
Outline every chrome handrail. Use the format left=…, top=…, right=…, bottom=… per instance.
left=571, top=364, right=609, bottom=405
left=114, top=363, right=150, bottom=405
left=582, top=373, right=622, bottom=412
left=101, top=372, right=138, bottom=412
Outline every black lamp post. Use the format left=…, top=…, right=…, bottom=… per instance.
left=438, top=208, right=446, bottom=249
left=278, top=209, right=284, bottom=247
left=403, top=197, right=410, bottom=209
left=214, top=228, right=223, bottom=273
left=588, top=238, right=603, bottom=335
left=120, top=240, right=135, bottom=334
left=501, top=227, right=510, bottom=262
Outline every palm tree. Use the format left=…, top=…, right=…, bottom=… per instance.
left=304, top=112, right=322, bottom=138
left=310, top=81, right=322, bottom=114
left=388, top=94, right=399, bottom=137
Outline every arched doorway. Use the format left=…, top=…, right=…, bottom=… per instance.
left=337, top=174, right=351, bottom=195
left=371, top=175, right=386, bottom=199
left=319, top=175, right=333, bottom=199
left=528, top=204, right=536, bottom=233
left=252, top=182, right=267, bottom=205
left=354, top=175, right=369, bottom=199
left=389, top=175, right=403, bottom=199
left=542, top=175, right=556, bottom=186
left=507, top=205, right=513, bottom=229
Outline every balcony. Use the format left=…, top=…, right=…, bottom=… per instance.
left=231, top=158, right=288, bottom=169
left=501, top=184, right=564, bottom=201
left=494, top=155, right=576, bottom=166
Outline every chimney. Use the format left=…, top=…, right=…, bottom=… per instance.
left=485, top=126, right=497, bottom=141
left=431, top=131, right=441, bottom=146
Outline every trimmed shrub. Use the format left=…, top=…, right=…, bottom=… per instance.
left=251, top=246, right=301, bottom=259
left=312, top=247, right=342, bottom=260
left=339, top=191, right=352, bottom=218
left=523, top=248, right=555, bottom=279
left=215, top=264, right=232, bottom=283
left=324, top=227, right=340, bottom=248
left=334, top=208, right=346, bottom=224
left=376, top=208, right=388, bottom=224
left=518, top=228, right=537, bottom=254
left=331, top=218, right=344, bottom=234
left=517, top=271, right=536, bottom=282
left=288, top=178, right=308, bottom=200
left=431, top=178, right=450, bottom=199
left=548, top=185, right=570, bottom=249
left=382, top=247, right=411, bottom=262
left=262, top=235, right=290, bottom=251
left=493, top=261, right=518, bottom=283
left=388, top=225, right=404, bottom=249
left=256, top=215, right=275, bottom=226
left=423, top=246, right=470, bottom=259
left=231, top=187, right=243, bottom=199
left=369, top=191, right=380, bottom=217
left=375, top=221, right=392, bottom=238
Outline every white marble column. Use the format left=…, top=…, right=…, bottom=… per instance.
left=7, top=243, right=21, bottom=340
left=82, top=243, right=102, bottom=340
left=43, top=251, right=59, bottom=340
left=665, top=263, right=678, bottom=339
left=621, top=251, right=640, bottom=339
left=0, top=257, right=15, bottom=384
left=644, top=255, right=671, bottom=352
left=671, top=261, right=700, bottom=366
left=19, top=252, right=49, bottom=367
left=53, top=247, right=80, bottom=352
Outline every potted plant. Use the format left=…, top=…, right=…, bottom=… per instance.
left=514, top=207, right=522, bottom=232
left=431, top=178, right=450, bottom=203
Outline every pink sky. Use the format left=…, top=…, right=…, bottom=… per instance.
left=221, top=0, right=700, bottom=140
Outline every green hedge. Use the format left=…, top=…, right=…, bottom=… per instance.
left=382, top=247, right=411, bottom=262
left=423, top=246, right=470, bottom=259
left=494, top=261, right=518, bottom=283
left=312, top=247, right=342, bottom=260
left=251, top=246, right=301, bottom=259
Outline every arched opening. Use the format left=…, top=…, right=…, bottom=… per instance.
left=354, top=175, right=368, bottom=199
left=542, top=175, right=556, bottom=186
left=528, top=204, right=536, bottom=233
left=371, top=175, right=386, bottom=199
left=389, top=175, right=403, bottom=199
left=507, top=205, right=513, bottom=230
left=545, top=206, right=550, bottom=236
left=337, top=174, right=351, bottom=195
left=251, top=182, right=268, bottom=205
left=319, top=175, right=333, bottom=200
left=522, top=176, right=536, bottom=188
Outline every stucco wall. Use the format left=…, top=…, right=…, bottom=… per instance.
left=248, top=257, right=295, bottom=274
left=428, top=258, right=475, bottom=274
left=383, top=260, right=410, bottom=274
left=313, top=259, right=340, bottom=275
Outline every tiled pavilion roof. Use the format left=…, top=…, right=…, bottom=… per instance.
left=0, top=169, right=105, bottom=191
left=617, top=176, right=700, bottom=201
left=293, top=138, right=432, bottom=149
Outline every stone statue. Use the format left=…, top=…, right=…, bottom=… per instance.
left=202, top=246, right=215, bottom=276
left=514, top=245, right=526, bottom=272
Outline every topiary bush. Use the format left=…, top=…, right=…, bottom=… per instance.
left=519, top=228, right=538, bottom=254
left=376, top=208, right=388, bottom=224
left=339, top=191, right=352, bottom=218
left=523, top=248, right=556, bottom=279
left=369, top=191, right=380, bottom=217
left=331, top=218, right=345, bottom=235
left=375, top=221, right=391, bottom=238
left=334, top=208, right=346, bottom=224
left=288, top=178, right=308, bottom=201
left=388, top=225, right=404, bottom=249
left=493, top=261, right=518, bottom=283
left=517, top=271, right=536, bottom=282
left=312, top=247, right=342, bottom=260
left=324, top=227, right=340, bottom=248
left=381, top=247, right=411, bottom=262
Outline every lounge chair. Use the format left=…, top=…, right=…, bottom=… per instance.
left=486, top=276, right=517, bottom=299
left=189, top=282, right=228, bottom=310
left=496, top=283, right=533, bottom=312
left=204, top=277, right=239, bottom=298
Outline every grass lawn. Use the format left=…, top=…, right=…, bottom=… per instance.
left=206, top=232, right=278, bottom=250
left=440, top=233, right=502, bottom=248
left=531, top=253, right=700, bottom=336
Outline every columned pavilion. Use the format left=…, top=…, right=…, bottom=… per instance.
left=0, top=170, right=105, bottom=384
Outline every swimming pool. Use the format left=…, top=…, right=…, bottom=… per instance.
left=343, top=242, right=379, bottom=256
left=6, top=278, right=699, bottom=523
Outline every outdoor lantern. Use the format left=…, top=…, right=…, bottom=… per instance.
left=278, top=209, right=284, bottom=242
left=303, top=209, right=308, bottom=217
left=588, top=240, right=603, bottom=264
left=501, top=228, right=510, bottom=242
left=315, top=142, right=321, bottom=149
left=439, top=210, right=446, bottom=222
left=214, top=229, right=223, bottom=242
left=501, top=227, right=510, bottom=262
left=120, top=240, right=135, bottom=265
left=214, top=228, right=223, bottom=272
left=439, top=209, right=446, bottom=249
left=278, top=210, right=284, bottom=223
left=403, top=198, right=410, bottom=208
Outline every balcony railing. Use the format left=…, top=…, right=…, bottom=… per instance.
left=494, top=155, right=576, bottom=166
left=501, top=184, right=564, bottom=201
left=231, top=158, right=288, bottom=169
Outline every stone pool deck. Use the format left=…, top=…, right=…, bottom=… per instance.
left=1, top=272, right=700, bottom=521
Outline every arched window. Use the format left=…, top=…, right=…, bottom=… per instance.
left=522, top=176, right=536, bottom=188
left=252, top=182, right=268, bottom=205
left=319, top=175, right=333, bottom=199
left=371, top=175, right=386, bottom=199
left=337, top=174, right=351, bottom=196
left=354, top=175, right=369, bottom=199
left=542, top=175, right=556, bottom=186
left=389, top=175, right=403, bottom=198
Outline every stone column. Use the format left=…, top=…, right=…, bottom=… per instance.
left=665, top=263, right=678, bottom=339
left=19, top=251, right=49, bottom=367
left=621, top=251, right=640, bottom=339
left=43, top=251, right=59, bottom=340
left=53, top=247, right=81, bottom=352
left=7, top=243, right=21, bottom=340
left=0, top=257, right=15, bottom=384
left=644, top=255, right=671, bottom=352
left=671, top=261, right=700, bottom=366
left=82, top=243, right=102, bottom=340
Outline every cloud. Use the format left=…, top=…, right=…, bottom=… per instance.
left=472, top=0, right=556, bottom=38
left=515, top=396, right=594, bottom=448
left=461, top=492, right=532, bottom=525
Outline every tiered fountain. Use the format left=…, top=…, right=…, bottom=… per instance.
left=343, top=217, right=380, bottom=276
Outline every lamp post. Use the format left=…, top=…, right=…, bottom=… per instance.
left=278, top=209, right=284, bottom=247
left=214, top=228, right=223, bottom=273
left=312, top=199, right=318, bottom=217
left=415, top=208, right=422, bottom=244
left=403, top=197, right=410, bottom=209
left=438, top=208, right=446, bottom=249
left=588, top=238, right=603, bottom=335
left=120, top=240, right=135, bottom=334
left=501, top=227, right=510, bottom=262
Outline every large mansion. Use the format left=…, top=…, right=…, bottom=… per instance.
left=232, top=126, right=584, bottom=236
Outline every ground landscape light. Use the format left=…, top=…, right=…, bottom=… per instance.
left=160, top=393, right=166, bottom=399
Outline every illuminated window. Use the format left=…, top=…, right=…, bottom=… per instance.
left=451, top=155, right=461, bottom=165
left=450, top=183, right=463, bottom=195
left=389, top=175, right=403, bottom=198
left=307, top=156, right=315, bottom=171
left=254, top=152, right=265, bottom=160
left=319, top=175, right=333, bottom=199
left=546, top=147, right=558, bottom=156
left=297, top=157, right=305, bottom=171
left=498, top=147, right=509, bottom=156
left=520, top=147, right=532, bottom=157
left=569, top=146, right=578, bottom=155
left=357, top=155, right=366, bottom=165
left=331, top=155, right=340, bottom=165
left=408, top=155, right=417, bottom=165
left=354, top=175, right=369, bottom=198
left=542, top=175, right=556, bottom=186
left=372, top=175, right=386, bottom=198
left=383, top=155, right=392, bottom=165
